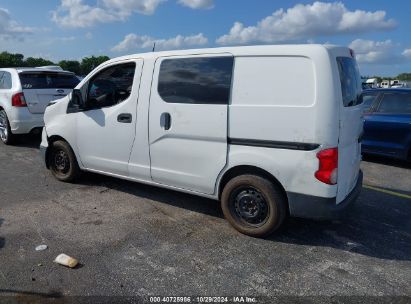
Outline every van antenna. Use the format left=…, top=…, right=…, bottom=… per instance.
left=152, top=42, right=156, bottom=52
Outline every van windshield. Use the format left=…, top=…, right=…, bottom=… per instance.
left=336, top=57, right=362, bottom=107
left=19, top=72, right=80, bottom=89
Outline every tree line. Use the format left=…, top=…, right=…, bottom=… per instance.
left=0, top=51, right=110, bottom=76
left=366, top=74, right=411, bottom=82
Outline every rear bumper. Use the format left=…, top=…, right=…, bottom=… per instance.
left=287, top=170, right=363, bottom=220
left=9, top=108, right=44, bottom=134
left=362, top=144, right=409, bottom=161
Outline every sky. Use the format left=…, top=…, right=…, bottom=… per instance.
left=0, top=0, right=411, bottom=76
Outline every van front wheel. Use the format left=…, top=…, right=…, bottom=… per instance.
left=49, top=140, right=80, bottom=182
left=221, top=175, right=286, bottom=237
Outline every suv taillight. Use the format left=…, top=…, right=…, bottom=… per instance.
left=315, top=148, right=338, bottom=185
left=12, top=93, right=27, bottom=107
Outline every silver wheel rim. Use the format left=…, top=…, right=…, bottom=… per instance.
left=0, top=111, right=8, bottom=142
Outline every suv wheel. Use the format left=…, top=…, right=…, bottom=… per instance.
left=49, top=140, right=80, bottom=182
left=221, top=175, right=287, bottom=237
left=0, top=110, right=15, bottom=145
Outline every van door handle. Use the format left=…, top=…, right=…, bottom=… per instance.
left=117, top=113, right=132, bottom=123
left=161, top=113, right=171, bottom=130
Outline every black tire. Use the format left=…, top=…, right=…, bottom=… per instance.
left=221, top=175, right=287, bottom=237
left=0, top=109, right=15, bottom=145
left=49, top=140, right=80, bottom=182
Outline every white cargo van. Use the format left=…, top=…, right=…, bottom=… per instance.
left=40, top=45, right=363, bottom=237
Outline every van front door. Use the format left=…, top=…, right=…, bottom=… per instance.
left=148, top=55, right=233, bottom=194
left=76, top=60, right=143, bottom=176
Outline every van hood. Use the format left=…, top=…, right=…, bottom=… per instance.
left=43, top=95, right=70, bottom=127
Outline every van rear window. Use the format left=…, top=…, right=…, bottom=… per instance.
left=19, top=72, right=80, bottom=89
left=336, top=57, right=362, bottom=107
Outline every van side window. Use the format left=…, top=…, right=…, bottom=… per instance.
left=0, top=72, right=12, bottom=89
left=86, top=63, right=135, bottom=109
left=377, top=93, right=411, bottom=114
left=158, top=57, right=234, bottom=104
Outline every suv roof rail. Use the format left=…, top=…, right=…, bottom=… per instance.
left=36, top=66, right=64, bottom=71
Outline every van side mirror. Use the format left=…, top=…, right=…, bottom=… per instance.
left=71, top=89, right=85, bottom=109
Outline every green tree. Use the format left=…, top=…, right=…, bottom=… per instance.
left=24, top=57, right=55, bottom=67
left=0, top=52, right=24, bottom=67
left=59, top=60, right=81, bottom=74
left=80, top=56, right=110, bottom=75
left=397, top=73, right=411, bottom=81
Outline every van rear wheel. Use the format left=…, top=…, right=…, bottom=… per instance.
left=221, top=175, right=286, bottom=237
left=49, top=140, right=80, bottom=182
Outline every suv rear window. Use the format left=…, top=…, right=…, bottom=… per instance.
left=19, top=72, right=80, bottom=89
left=336, top=57, right=362, bottom=107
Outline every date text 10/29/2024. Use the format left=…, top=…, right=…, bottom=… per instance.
left=149, top=297, right=258, bottom=303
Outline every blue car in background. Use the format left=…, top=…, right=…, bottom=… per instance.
left=361, top=88, right=411, bottom=161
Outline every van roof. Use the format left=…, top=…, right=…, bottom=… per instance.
left=104, top=44, right=348, bottom=65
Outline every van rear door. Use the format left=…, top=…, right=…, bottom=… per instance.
left=19, top=72, right=79, bottom=114
left=336, top=55, right=363, bottom=203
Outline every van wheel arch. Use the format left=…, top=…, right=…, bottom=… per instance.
left=47, top=137, right=81, bottom=182
left=218, top=165, right=289, bottom=213
left=46, top=135, right=74, bottom=169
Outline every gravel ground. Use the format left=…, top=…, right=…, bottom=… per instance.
left=0, top=135, right=410, bottom=302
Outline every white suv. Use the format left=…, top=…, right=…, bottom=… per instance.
left=0, top=67, right=80, bottom=144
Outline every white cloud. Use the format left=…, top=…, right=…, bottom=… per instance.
left=102, top=0, right=165, bottom=16
left=178, top=0, right=214, bottom=9
left=0, top=8, right=34, bottom=40
left=403, top=49, right=411, bottom=59
left=51, top=0, right=217, bottom=28
left=216, top=1, right=396, bottom=45
left=112, top=33, right=208, bottom=52
left=51, top=0, right=119, bottom=28
left=349, top=39, right=411, bottom=65
left=51, top=0, right=165, bottom=28
left=350, top=39, right=396, bottom=64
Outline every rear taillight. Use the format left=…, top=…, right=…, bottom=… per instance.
left=315, top=148, right=338, bottom=185
left=12, top=93, right=27, bottom=107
